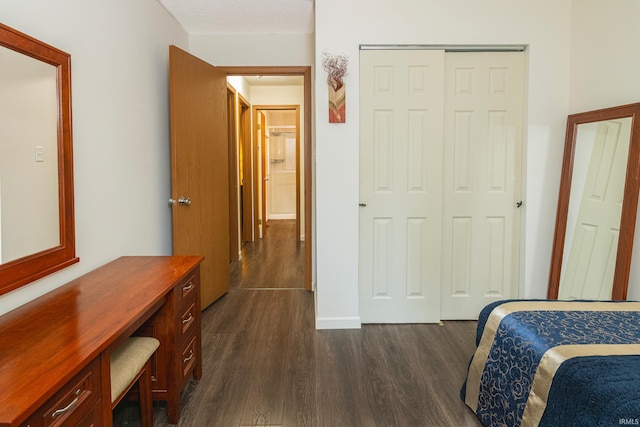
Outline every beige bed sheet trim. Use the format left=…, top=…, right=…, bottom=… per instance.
left=464, top=301, right=640, bottom=411
left=521, top=344, right=640, bottom=427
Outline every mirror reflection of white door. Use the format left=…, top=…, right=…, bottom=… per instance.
left=268, top=129, right=297, bottom=220
left=559, top=118, right=632, bottom=299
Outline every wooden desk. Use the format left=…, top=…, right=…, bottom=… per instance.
left=0, top=256, right=203, bottom=427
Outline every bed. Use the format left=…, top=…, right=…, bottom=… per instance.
left=461, top=300, right=640, bottom=426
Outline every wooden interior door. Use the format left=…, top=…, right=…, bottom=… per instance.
left=169, top=45, right=230, bottom=309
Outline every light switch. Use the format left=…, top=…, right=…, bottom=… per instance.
left=35, top=145, right=44, bottom=162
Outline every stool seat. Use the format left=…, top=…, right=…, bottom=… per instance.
left=110, top=336, right=160, bottom=401
left=110, top=336, right=160, bottom=427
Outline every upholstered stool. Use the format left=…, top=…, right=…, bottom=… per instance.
left=110, top=336, right=160, bottom=427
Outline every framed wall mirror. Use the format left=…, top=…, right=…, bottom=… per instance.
left=548, top=103, right=640, bottom=300
left=0, top=23, right=77, bottom=295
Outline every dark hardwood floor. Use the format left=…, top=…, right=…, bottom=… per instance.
left=230, top=220, right=305, bottom=289
left=114, top=220, right=482, bottom=426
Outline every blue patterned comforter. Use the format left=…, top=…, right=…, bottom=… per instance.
left=461, top=300, right=640, bottom=427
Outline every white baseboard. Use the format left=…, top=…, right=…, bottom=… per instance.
left=315, top=316, right=362, bottom=329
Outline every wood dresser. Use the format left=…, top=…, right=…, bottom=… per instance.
left=0, top=256, right=203, bottom=427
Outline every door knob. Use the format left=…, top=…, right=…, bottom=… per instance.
left=169, top=197, right=192, bottom=206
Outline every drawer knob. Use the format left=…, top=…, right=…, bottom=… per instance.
left=51, top=389, right=81, bottom=419
left=183, top=313, right=194, bottom=324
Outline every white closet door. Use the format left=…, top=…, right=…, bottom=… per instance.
left=359, top=49, right=445, bottom=323
left=440, top=52, right=524, bottom=320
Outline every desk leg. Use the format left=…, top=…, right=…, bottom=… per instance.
left=167, top=393, right=181, bottom=425
left=194, top=332, right=203, bottom=380
left=100, top=353, right=114, bottom=427
left=166, top=350, right=180, bottom=425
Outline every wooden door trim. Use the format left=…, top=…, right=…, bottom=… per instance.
left=238, top=94, right=252, bottom=242
left=259, top=111, right=267, bottom=237
left=227, top=84, right=240, bottom=261
left=221, top=66, right=312, bottom=291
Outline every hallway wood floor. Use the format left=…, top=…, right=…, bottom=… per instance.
left=230, top=220, right=305, bottom=289
left=114, top=220, right=482, bottom=426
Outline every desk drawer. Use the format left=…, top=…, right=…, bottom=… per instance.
left=22, top=359, right=101, bottom=427
left=181, top=336, right=197, bottom=380
left=180, top=302, right=197, bottom=343
left=176, top=272, right=198, bottom=308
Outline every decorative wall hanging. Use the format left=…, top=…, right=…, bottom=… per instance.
left=322, top=51, right=348, bottom=123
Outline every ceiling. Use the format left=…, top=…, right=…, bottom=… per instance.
left=158, top=0, right=315, bottom=35
left=158, top=1, right=312, bottom=86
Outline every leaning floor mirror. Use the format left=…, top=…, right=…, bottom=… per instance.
left=548, top=103, right=640, bottom=300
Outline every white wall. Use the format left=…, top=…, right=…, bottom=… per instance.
left=189, top=34, right=314, bottom=67
left=0, top=0, right=188, bottom=315
left=227, top=76, right=251, bottom=99
left=568, top=0, right=640, bottom=300
left=315, top=0, right=574, bottom=328
left=569, top=0, right=640, bottom=111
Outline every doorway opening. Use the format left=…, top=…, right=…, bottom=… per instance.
left=225, top=67, right=312, bottom=291
left=255, top=106, right=301, bottom=240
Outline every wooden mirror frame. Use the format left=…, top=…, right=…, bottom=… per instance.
left=0, top=23, right=78, bottom=295
left=548, top=102, right=640, bottom=300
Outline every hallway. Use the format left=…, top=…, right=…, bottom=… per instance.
left=230, top=220, right=305, bottom=289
